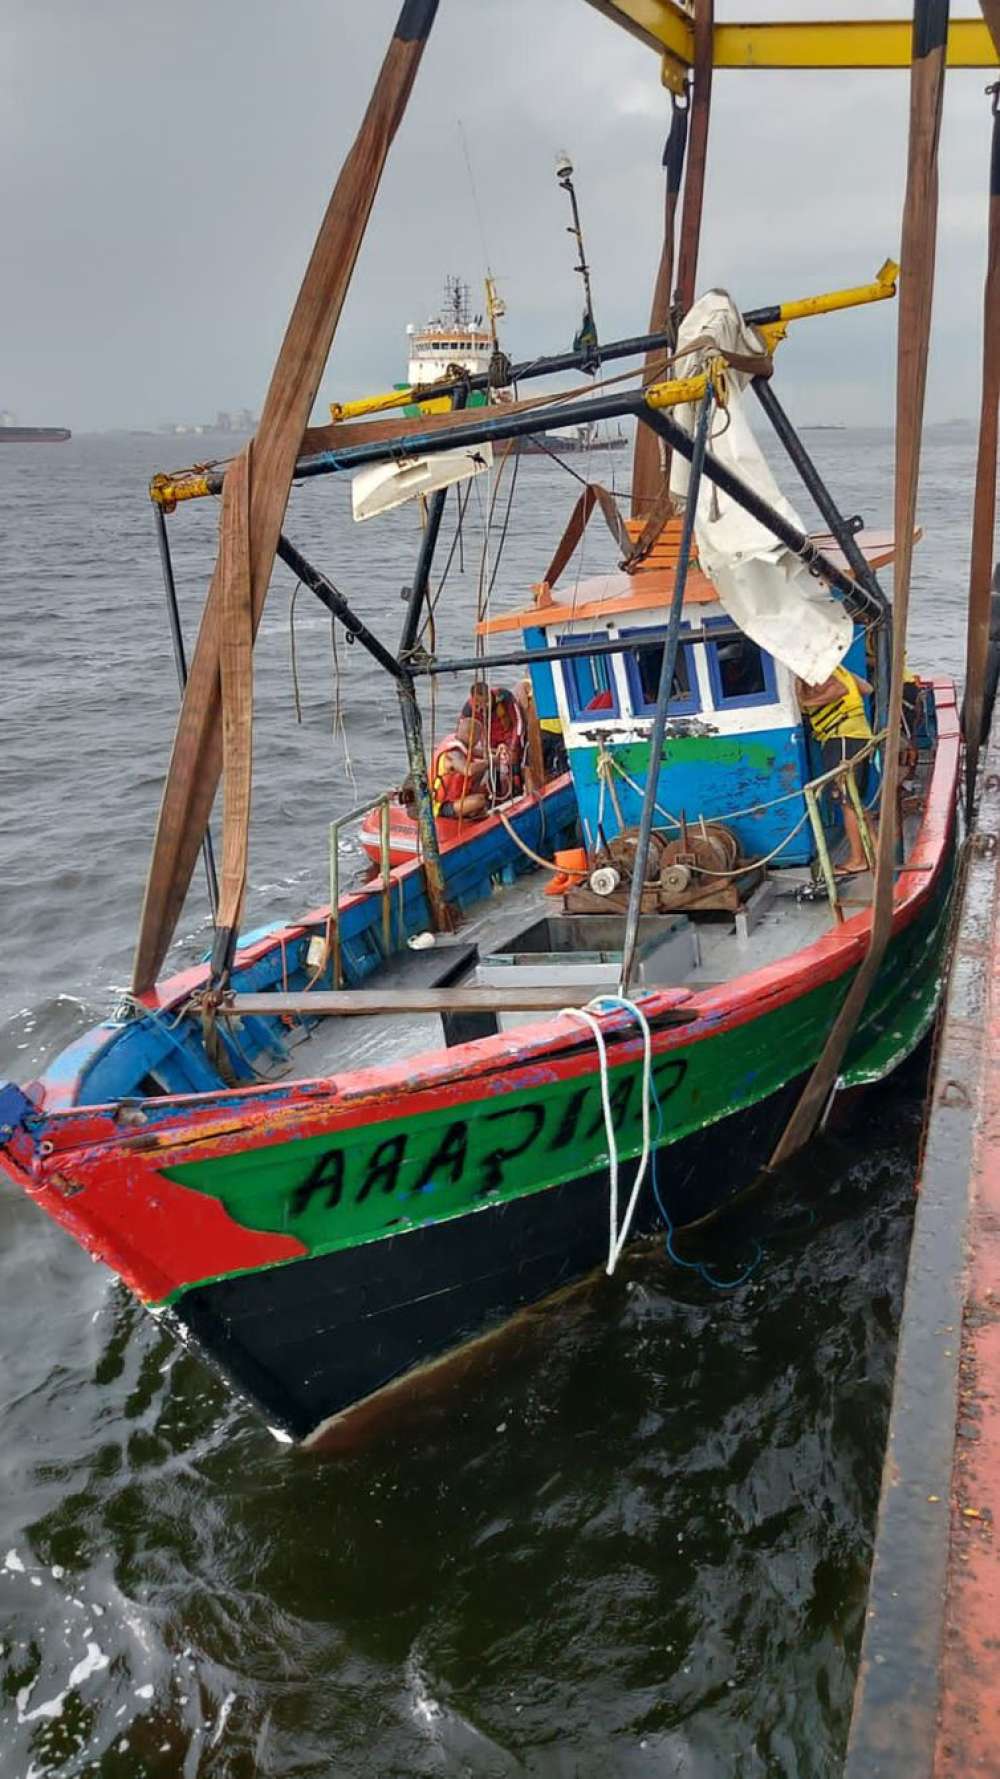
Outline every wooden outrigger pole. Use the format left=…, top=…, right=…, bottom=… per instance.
left=132, top=0, right=441, bottom=996
left=769, top=0, right=951, bottom=1168
left=630, top=91, right=688, bottom=517
left=961, top=71, right=1000, bottom=808
left=630, top=0, right=712, bottom=522
left=675, top=0, right=714, bottom=315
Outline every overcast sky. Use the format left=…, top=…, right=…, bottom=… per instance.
left=2, top=0, right=995, bottom=430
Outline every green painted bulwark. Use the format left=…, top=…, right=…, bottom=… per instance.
left=158, top=852, right=954, bottom=1307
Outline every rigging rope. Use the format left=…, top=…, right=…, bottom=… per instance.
left=288, top=580, right=303, bottom=724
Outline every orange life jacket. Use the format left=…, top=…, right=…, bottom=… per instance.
left=430, top=733, right=470, bottom=814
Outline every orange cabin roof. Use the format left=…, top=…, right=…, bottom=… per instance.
left=477, top=518, right=903, bottom=637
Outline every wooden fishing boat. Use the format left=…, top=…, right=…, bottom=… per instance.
left=0, top=0, right=982, bottom=1448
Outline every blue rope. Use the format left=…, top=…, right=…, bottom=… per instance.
left=588, top=995, right=763, bottom=1292
left=647, top=1062, right=764, bottom=1293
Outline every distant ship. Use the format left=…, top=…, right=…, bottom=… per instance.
left=0, top=411, right=70, bottom=443
left=402, top=278, right=627, bottom=455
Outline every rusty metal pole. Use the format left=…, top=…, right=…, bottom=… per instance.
left=962, top=83, right=1000, bottom=811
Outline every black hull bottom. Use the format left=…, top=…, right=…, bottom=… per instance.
left=170, top=1074, right=811, bottom=1444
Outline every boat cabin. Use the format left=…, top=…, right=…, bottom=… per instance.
left=480, top=525, right=878, bottom=870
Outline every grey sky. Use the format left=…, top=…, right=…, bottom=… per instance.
left=2, top=0, right=994, bottom=430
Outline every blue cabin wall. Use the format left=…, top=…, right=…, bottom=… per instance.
left=568, top=726, right=814, bottom=864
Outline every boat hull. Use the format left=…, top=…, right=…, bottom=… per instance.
left=171, top=1071, right=809, bottom=1445
left=0, top=687, right=961, bottom=1444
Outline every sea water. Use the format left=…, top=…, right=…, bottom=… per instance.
left=0, top=426, right=980, bottom=1776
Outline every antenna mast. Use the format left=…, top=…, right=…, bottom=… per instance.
left=555, top=153, right=599, bottom=372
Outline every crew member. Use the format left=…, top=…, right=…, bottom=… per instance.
left=430, top=717, right=488, bottom=820
left=797, top=664, right=875, bottom=875
left=462, top=681, right=525, bottom=801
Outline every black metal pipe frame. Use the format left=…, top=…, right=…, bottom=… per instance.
left=275, top=533, right=451, bottom=930
left=411, top=624, right=744, bottom=678
left=348, top=296, right=778, bottom=414
left=398, top=386, right=468, bottom=658
left=393, top=384, right=471, bottom=931
left=271, top=392, right=878, bottom=626
left=152, top=506, right=219, bottom=917
left=275, top=535, right=405, bottom=680
left=619, top=389, right=715, bottom=994
left=751, top=378, right=892, bottom=722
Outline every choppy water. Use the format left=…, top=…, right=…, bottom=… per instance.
left=0, top=425, right=980, bottom=1775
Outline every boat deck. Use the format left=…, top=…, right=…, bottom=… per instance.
left=278, top=769, right=929, bottom=1087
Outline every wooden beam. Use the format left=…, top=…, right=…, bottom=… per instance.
left=223, top=988, right=697, bottom=1019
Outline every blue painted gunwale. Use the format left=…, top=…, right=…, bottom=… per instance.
left=38, top=778, right=580, bottom=1113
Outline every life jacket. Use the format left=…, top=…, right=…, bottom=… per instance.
left=463, top=687, right=524, bottom=754
left=430, top=733, right=470, bottom=814
left=807, top=667, right=872, bottom=743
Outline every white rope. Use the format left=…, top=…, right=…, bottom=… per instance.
left=560, top=995, right=654, bottom=1276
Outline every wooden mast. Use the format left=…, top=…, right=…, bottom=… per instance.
left=769, top=0, right=950, bottom=1169
left=675, top=0, right=714, bottom=315
left=630, top=90, right=688, bottom=518
left=132, top=0, right=440, bottom=996
left=630, top=0, right=711, bottom=525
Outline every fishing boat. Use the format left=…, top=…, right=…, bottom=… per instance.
left=0, top=1, right=983, bottom=1449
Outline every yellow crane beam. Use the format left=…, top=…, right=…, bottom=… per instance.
left=583, top=3, right=998, bottom=92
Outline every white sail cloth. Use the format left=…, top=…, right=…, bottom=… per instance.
left=668, top=291, right=853, bottom=685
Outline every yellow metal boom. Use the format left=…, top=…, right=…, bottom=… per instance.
left=583, top=3, right=997, bottom=92
left=151, top=263, right=899, bottom=509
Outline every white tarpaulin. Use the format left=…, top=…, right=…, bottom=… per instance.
left=668, top=291, right=852, bottom=686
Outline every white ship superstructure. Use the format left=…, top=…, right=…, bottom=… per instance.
left=406, top=276, right=493, bottom=387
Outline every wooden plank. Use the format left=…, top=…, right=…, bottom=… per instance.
left=131, top=1, right=440, bottom=994
left=223, top=987, right=696, bottom=1019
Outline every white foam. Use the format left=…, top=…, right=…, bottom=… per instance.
left=135, top=1684, right=154, bottom=1700
left=4, top=1550, right=25, bottom=1573
left=68, top=1642, right=109, bottom=1689
left=210, top=1691, right=236, bottom=1748
left=17, top=1681, right=66, bottom=1725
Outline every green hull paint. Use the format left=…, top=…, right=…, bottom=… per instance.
left=161, top=856, right=953, bottom=1306
left=597, top=736, right=778, bottom=774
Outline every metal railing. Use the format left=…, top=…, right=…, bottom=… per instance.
left=328, top=793, right=395, bottom=988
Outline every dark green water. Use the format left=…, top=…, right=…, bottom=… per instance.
left=0, top=427, right=973, bottom=1775
left=0, top=1070, right=921, bottom=1777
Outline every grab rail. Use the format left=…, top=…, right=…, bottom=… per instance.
left=328, top=793, right=395, bottom=988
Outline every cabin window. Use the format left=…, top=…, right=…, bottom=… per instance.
left=622, top=631, right=700, bottom=717
left=705, top=623, right=777, bottom=709
left=560, top=634, right=620, bottom=720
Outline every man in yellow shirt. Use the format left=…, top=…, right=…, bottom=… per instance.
left=796, top=665, right=874, bottom=875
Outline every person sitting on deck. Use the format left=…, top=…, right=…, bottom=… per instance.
left=430, top=718, right=489, bottom=821
left=462, top=680, right=525, bottom=803
left=796, top=664, right=876, bottom=876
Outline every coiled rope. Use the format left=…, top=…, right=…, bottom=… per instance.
left=559, top=995, right=653, bottom=1276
